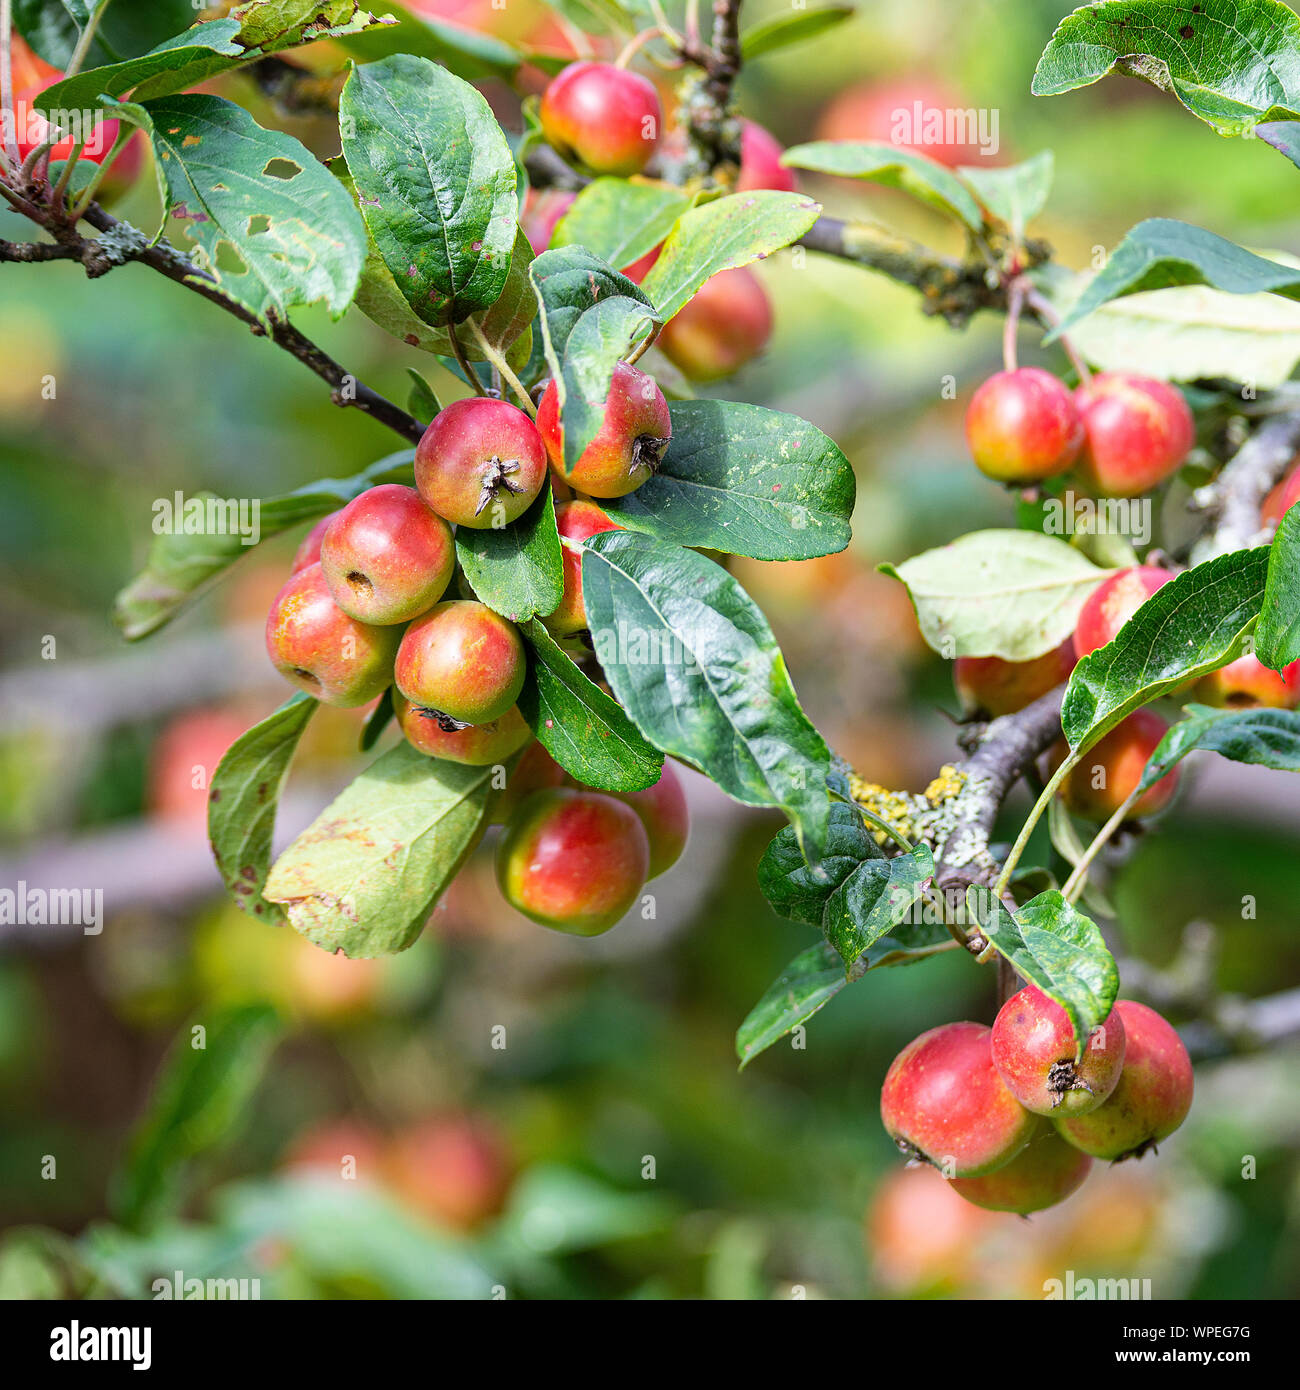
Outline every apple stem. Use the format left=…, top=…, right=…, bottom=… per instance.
left=615, top=28, right=663, bottom=70
left=1061, top=786, right=1141, bottom=903
left=1002, top=278, right=1024, bottom=373
left=1024, top=285, right=1093, bottom=385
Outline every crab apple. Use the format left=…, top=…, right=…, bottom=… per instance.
left=496, top=788, right=650, bottom=935
left=815, top=77, right=984, bottom=166
left=867, top=1164, right=995, bottom=1293
left=736, top=119, right=796, bottom=192
left=949, top=1130, right=1093, bottom=1214
left=539, top=61, right=661, bottom=176
left=265, top=563, right=401, bottom=707
left=1074, top=373, right=1195, bottom=497
left=394, top=692, right=531, bottom=764
left=1057, top=709, right=1179, bottom=822
left=620, top=243, right=661, bottom=283
left=537, top=359, right=670, bottom=498
left=384, top=1115, right=512, bottom=1231
left=991, top=984, right=1126, bottom=1118
left=544, top=499, right=622, bottom=635
left=319, top=485, right=454, bottom=625
left=610, top=761, right=689, bottom=878
left=954, top=641, right=1076, bottom=718
left=880, top=1021, right=1039, bottom=1178
left=1055, top=1001, right=1193, bottom=1161
left=1261, top=463, right=1300, bottom=528
left=395, top=601, right=526, bottom=725
left=964, top=367, right=1084, bottom=485
left=292, top=510, right=341, bottom=574
left=1192, top=652, right=1300, bottom=709
left=1073, top=566, right=1173, bottom=660
left=489, top=740, right=567, bottom=823
left=415, top=397, right=547, bottom=529
left=521, top=187, right=575, bottom=256
left=657, top=267, right=774, bottom=384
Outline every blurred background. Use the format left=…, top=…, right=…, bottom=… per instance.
left=1, top=0, right=1298, bottom=1299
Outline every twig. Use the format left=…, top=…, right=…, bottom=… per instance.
left=65, top=0, right=109, bottom=78
left=1190, top=409, right=1300, bottom=560
left=0, top=237, right=80, bottom=262
left=446, top=321, right=486, bottom=398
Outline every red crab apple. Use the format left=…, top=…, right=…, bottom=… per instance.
left=415, top=397, right=547, bottom=529
left=521, top=187, right=575, bottom=256
left=1074, top=372, right=1195, bottom=497
left=394, top=693, right=531, bottom=764
left=609, top=761, right=689, bottom=878
left=991, top=984, right=1126, bottom=1118
left=1054, top=1001, right=1193, bottom=1161
left=657, top=267, right=774, bottom=383
left=539, top=61, right=661, bottom=176
left=319, top=484, right=455, bottom=624
left=265, top=563, right=401, bottom=707
left=964, top=367, right=1083, bottom=485
left=1073, top=566, right=1173, bottom=660
left=1056, top=709, right=1179, bottom=822
left=395, top=600, right=526, bottom=725
left=537, top=359, right=670, bottom=498
left=543, top=499, right=622, bottom=636
left=736, top=119, right=796, bottom=192
left=1192, top=652, right=1300, bottom=709
left=867, top=1164, right=995, bottom=1293
left=496, top=788, right=650, bottom=935
left=954, top=641, right=1076, bottom=718
left=949, top=1130, right=1093, bottom=1214
left=292, top=511, right=341, bottom=574
left=815, top=77, right=985, bottom=165
left=384, top=1115, right=512, bottom=1231
left=1261, top=463, right=1300, bottom=528
left=880, top=1021, right=1039, bottom=1177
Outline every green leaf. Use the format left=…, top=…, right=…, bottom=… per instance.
left=602, top=399, right=855, bottom=559
left=1032, top=0, right=1300, bottom=134
left=1256, top=504, right=1300, bottom=668
left=781, top=141, right=981, bottom=229
left=1034, top=262, right=1300, bottom=389
left=340, top=54, right=517, bottom=327
left=639, top=190, right=821, bottom=322
left=518, top=620, right=663, bottom=792
left=965, top=888, right=1119, bottom=1061
left=455, top=485, right=564, bottom=622
left=360, top=686, right=395, bottom=753
left=880, top=529, right=1111, bottom=661
left=552, top=178, right=691, bottom=270
left=581, top=531, right=831, bottom=863
left=1061, top=547, right=1270, bottom=750
left=15, top=0, right=198, bottom=70
left=335, top=2, right=523, bottom=82
left=263, top=742, right=493, bottom=957
left=822, top=845, right=934, bottom=971
left=141, top=95, right=365, bottom=323
left=405, top=369, right=441, bottom=422
left=112, top=451, right=415, bottom=640
left=111, top=1005, right=282, bottom=1231
left=1050, top=218, right=1300, bottom=341
left=740, top=5, right=855, bottom=59
left=957, top=150, right=1053, bottom=242
left=1138, top=702, right=1300, bottom=791
left=735, top=943, right=849, bottom=1068
left=209, top=694, right=317, bottom=925
left=757, top=800, right=885, bottom=927
left=528, top=245, right=653, bottom=384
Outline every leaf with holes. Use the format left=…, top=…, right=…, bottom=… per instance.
left=264, top=742, right=494, bottom=957
left=141, top=94, right=364, bottom=323
left=455, top=486, right=564, bottom=623
left=581, top=531, right=831, bottom=864
left=603, top=399, right=855, bottom=559
left=113, top=451, right=415, bottom=640
left=966, top=888, right=1119, bottom=1061
left=517, top=621, right=663, bottom=792
left=1061, top=547, right=1270, bottom=751
left=1256, top=503, right=1300, bottom=669
left=1032, top=0, right=1300, bottom=134
left=340, top=54, right=516, bottom=328
left=638, top=191, right=821, bottom=322
left=881, top=530, right=1112, bottom=661
left=782, top=141, right=981, bottom=229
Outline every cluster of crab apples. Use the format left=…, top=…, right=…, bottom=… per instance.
left=953, top=506, right=1300, bottom=827
left=881, top=988, right=1194, bottom=1214
left=526, top=61, right=791, bottom=383
left=264, top=370, right=689, bottom=936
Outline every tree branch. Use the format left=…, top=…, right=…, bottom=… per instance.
left=1190, top=408, right=1300, bottom=561
left=0, top=237, right=81, bottom=262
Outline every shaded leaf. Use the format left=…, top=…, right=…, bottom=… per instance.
left=757, top=800, right=884, bottom=928
left=822, top=845, right=934, bottom=971
left=1138, top=701, right=1300, bottom=790
left=1256, top=502, right=1300, bottom=668
left=455, top=485, right=564, bottom=622
left=552, top=178, right=690, bottom=270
